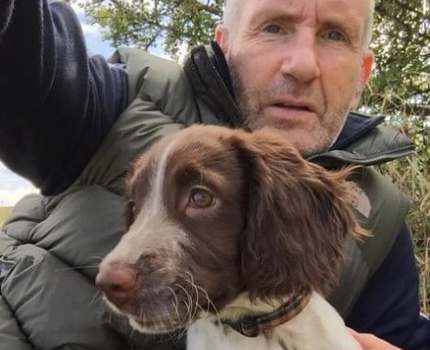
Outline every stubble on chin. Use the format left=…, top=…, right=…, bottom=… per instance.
left=228, top=62, right=351, bottom=156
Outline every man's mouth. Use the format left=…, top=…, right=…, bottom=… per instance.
left=271, top=98, right=316, bottom=113
left=273, top=103, right=312, bottom=112
left=266, top=101, right=317, bottom=121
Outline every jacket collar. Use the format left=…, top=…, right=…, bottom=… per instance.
left=184, top=42, right=242, bottom=127
left=184, top=43, right=414, bottom=166
left=332, top=112, right=385, bottom=150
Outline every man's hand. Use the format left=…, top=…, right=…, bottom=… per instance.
left=350, top=330, right=402, bottom=350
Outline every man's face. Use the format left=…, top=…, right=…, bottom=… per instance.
left=216, top=0, right=374, bottom=155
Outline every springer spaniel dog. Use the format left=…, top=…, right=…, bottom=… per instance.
left=96, top=125, right=365, bottom=350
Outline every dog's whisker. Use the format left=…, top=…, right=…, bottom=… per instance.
left=182, top=277, right=221, bottom=332
left=178, top=283, right=195, bottom=324
left=184, top=272, right=200, bottom=321
left=204, top=289, right=220, bottom=321
left=164, top=304, right=182, bottom=341
left=168, top=286, right=181, bottom=324
left=89, top=289, right=102, bottom=306
left=106, top=308, right=113, bottom=325
left=55, top=265, right=100, bottom=272
left=127, top=317, right=137, bottom=345
left=176, top=327, right=188, bottom=343
left=88, top=255, right=104, bottom=263
left=183, top=274, right=220, bottom=321
left=154, top=311, right=160, bottom=329
left=137, top=304, right=142, bottom=321
left=168, top=300, right=178, bottom=329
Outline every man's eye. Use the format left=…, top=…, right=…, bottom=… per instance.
left=263, top=24, right=283, bottom=34
left=325, top=30, right=347, bottom=42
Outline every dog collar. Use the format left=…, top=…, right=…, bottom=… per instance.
left=222, top=288, right=311, bottom=338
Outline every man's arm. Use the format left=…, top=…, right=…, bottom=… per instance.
left=0, top=0, right=128, bottom=195
left=346, top=224, right=430, bottom=350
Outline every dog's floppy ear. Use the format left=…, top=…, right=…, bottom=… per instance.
left=232, top=129, right=364, bottom=300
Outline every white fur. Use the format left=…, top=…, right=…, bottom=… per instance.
left=187, top=292, right=361, bottom=350
left=102, top=139, right=186, bottom=266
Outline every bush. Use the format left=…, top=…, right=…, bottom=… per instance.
left=369, top=110, right=430, bottom=313
left=379, top=135, right=429, bottom=313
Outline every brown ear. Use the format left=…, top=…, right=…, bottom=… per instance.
left=232, top=129, right=363, bottom=300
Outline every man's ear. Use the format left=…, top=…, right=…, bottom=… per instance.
left=351, top=50, right=374, bottom=109
left=361, top=50, right=374, bottom=86
left=214, top=23, right=230, bottom=54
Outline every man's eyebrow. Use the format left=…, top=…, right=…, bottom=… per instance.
left=319, top=15, right=362, bottom=41
left=248, top=8, right=363, bottom=33
left=318, top=0, right=365, bottom=38
left=248, top=9, right=301, bottom=28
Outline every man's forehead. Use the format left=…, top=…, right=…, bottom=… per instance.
left=239, top=0, right=370, bottom=22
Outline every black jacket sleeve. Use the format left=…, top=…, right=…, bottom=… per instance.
left=0, top=0, right=128, bottom=195
left=346, top=223, right=430, bottom=350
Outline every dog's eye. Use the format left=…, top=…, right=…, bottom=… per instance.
left=189, top=188, right=214, bottom=209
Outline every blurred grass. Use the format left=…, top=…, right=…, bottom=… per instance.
left=362, top=86, right=430, bottom=313
left=0, top=207, right=12, bottom=227
left=379, top=155, right=430, bottom=314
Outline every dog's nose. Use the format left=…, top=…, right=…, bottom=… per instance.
left=96, top=263, right=138, bottom=306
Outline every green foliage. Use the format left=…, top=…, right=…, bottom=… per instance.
left=362, top=0, right=429, bottom=116
left=78, top=0, right=223, bottom=56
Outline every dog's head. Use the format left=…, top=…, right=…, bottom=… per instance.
left=96, top=125, right=363, bottom=333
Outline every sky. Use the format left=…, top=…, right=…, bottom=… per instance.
left=0, top=3, right=115, bottom=206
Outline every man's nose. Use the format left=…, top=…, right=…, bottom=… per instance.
left=280, top=33, right=320, bottom=84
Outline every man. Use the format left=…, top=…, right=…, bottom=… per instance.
left=214, top=0, right=374, bottom=156
left=0, top=0, right=428, bottom=349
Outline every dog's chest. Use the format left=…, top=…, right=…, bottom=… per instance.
left=185, top=293, right=361, bottom=350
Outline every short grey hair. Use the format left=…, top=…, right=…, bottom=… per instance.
left=222, top=0, right=375, bottom=49
left=363, top=0, right=375, bottom=48
left=222, top=0, right=240, bottom=30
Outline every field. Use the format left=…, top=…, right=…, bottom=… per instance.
left=0, top=207, right=12, bottom=227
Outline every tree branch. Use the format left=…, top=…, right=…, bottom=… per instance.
left=196, top=3, right=222, bottom=17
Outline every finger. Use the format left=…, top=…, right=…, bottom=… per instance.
left=348, top=329, right=402, bottom=349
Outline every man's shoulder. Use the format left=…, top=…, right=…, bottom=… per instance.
left=344, top=112, right=414, bottom=164
left=328, top=166, right=410, bottom=316
left=309, top=112, right=414, bottom=167
left=108, top=48, right=187, bottom=101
